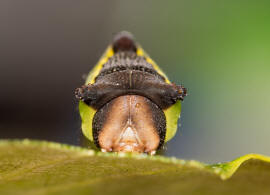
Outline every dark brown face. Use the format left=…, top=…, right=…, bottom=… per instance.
left=92, top=95, right=166, bottom=154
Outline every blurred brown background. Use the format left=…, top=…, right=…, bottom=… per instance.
left=1, top=0, right=270, bottom=163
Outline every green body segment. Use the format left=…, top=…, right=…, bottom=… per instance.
left=79, top=45, right=181, bottom=142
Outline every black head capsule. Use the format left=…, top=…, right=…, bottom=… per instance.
left=75, top=31, right=187, bottom=154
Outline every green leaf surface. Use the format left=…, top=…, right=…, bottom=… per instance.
left=0, top=140, right=269, bottom=195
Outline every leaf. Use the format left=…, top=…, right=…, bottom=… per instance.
left=0, top=140, right=269, bottom=195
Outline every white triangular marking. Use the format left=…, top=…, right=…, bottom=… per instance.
left=122, top=127, right=135, bottom=140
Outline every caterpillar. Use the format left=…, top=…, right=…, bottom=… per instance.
left=75, top=31, right=187, bottom=155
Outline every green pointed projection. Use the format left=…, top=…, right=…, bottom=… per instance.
left=0, top=140, right=270, bottom=195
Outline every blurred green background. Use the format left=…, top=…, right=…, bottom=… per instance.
left=1, top=0, right=269, bottom=163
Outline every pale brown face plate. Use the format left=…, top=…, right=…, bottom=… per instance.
left=92, top=95, right=166, bottom=154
